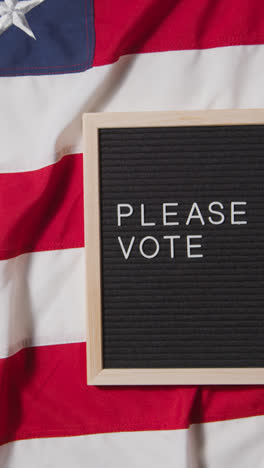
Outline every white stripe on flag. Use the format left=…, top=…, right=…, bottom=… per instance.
left=0, top=415, right=263, bottom=468
left=0, top=248, right=85, bottom=358
left=1, top=45, right=264, bottom=172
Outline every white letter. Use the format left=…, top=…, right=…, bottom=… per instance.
left=163, top=235, right=181, bottom=258
left=163, top=203, right=179, bottom=226
left=118, top=236, right=135, bottom=259
left=186, top=203, right=205, bottom=226
left=208, top=201, right=225, bottom=225
left=141, top=204, right=156, bottom=226
left=117, top=204, right=133, bottom=227
left=231, top=202, right=247, bottom=225
left=139, top=236, right=160, bottom=259
left=187, top=235, right=203, bottom=258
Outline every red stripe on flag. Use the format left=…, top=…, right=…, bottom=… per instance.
left=93, top=0, right=264, bottom=66
left=0, top=342, right=264, bottom=445
left=0, top=154, right=84, bottom=260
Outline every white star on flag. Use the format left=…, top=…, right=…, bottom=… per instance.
left=0, top=0, right=45, bottom=40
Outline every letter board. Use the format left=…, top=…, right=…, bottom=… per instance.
left=83, top=110, right=264, bottom=385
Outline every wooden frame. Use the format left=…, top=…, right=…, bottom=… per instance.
left=83, top=109, right=264, bottom=385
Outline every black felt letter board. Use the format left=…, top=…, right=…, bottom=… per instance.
left=99, top=125, right=264, bottom=369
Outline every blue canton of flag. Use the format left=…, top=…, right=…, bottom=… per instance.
left=0, top=0, right=95, bottom=76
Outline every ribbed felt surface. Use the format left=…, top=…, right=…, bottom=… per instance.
left=99, top=126, right=264, bottom=368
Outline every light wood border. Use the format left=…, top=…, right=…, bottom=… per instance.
left=83, top=109, right=264, bottom=385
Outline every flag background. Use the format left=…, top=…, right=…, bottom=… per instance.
left=1, top=0, right=264, bottom=466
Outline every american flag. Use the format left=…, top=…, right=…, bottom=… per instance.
left=1, top=0, right=264, bottom=466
